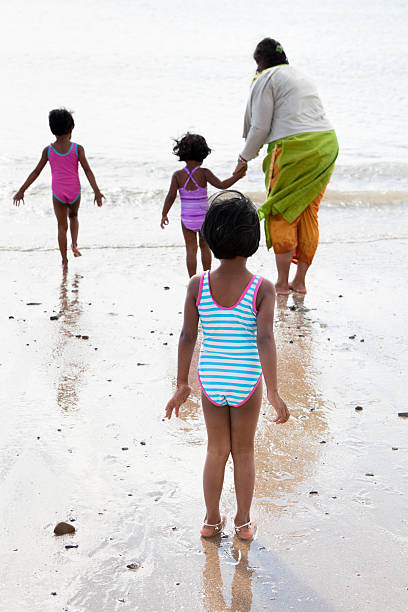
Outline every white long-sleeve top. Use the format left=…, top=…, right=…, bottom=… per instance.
left=241, top=64, right=333, bottom=161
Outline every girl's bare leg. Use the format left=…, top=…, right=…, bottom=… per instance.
left=68, top=196, right=81, bottom=257
left=230, top=381, right=262, bottom=534
left=181, top=223, right=198, bottom=277
left=201, top=394, right=231, bottom=531
left=53, top=197, right=69, bottom=267
left=199, top=232, right=212, bottom=271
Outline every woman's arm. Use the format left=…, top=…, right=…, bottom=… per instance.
left=13, top=147, right=48, bottom=205
left=203, top=165, right=247, bottom=189
left=161, top=173, right=178, bottom=228
left=165, top=275, right=200, bottom=418
left=235, top=77, right=275, bottom=170
left=256, top=279, right=290, bottom=424
left=77, top=145, right=105, bottom=206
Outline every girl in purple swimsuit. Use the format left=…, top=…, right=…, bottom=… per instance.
left=13, top=108, right=104, bottom=270
left=161, top=133, right=246, bottom=277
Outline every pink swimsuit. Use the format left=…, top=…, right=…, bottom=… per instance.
left=48, top=143, right=81, bottom=204
left=179, top=166, right=209, bottom=232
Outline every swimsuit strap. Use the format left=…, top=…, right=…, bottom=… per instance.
left=183, top=165, right=201, bottom=189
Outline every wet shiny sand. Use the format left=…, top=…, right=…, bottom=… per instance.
left=1, top=239, right=407, bottom=611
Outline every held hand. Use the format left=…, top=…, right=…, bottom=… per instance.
left=160, top=215, right=169, bottom=229
left=233, top=160, right=248, bottom=176
left=13, top=190, right=25, bottom=206
left=165, top=383, right=191, bottom=419
left=94, top=191, right=105, bottom=207
left=267, top=390, right=290, bottom=424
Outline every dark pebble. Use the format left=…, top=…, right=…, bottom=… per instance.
left=349, top=335, right=356, bottom=339
left=175, top=582, right=180, bottom=586
left=121, top=447, right=128, bottom=451
left=140, top=441, right=146, bottom=446
left=150, top=330, right=155, bottom=333
left=289, top=340, right=293, bottom=344
left=9, top=316, right=14, bottom=319
left=137, top=362, right=146, bottom=366
left=360, top=339, right=365, bottom=342
left=338, top=294, right=343, bottom=298
left=309, top=490, right=319, bottom=495
left=50, top=316, right=59, bottom=321
left=298, top=334, right=304, bottom=337
left=289, top=305, right=297, bottom=311
left=163, top=342, right=168, bottom=345
left=127, top=563, right=140, bottom=570
left=164, top=286, right=170, bottom=290
left=65, top=544, right=78, bottom=549
left=51, top=592, right=57, bottom=596
left=392, top=447, right=398, bottom=450
left=81, top=335, right=89, bottom=340
left=365, top=473, right=374, bottom=477
left=319, top=440, right=326, bottom=444
left=398, top=412, right=408, bottom=417
left=355, top=406, right=363, bottom=411
left=54, top=522, right=76, bottom=535
left=75, top=334, right=81, bottom=338
left=26, top=302, right=41, bottom=306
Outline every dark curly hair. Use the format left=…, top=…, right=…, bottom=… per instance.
left=202, top=191, right=260, bottom=260
left=49, top=108, right=75, bottom=136
left=173, top=133, right=211, bottom=162
left=254, top=38, right=289, bottom=69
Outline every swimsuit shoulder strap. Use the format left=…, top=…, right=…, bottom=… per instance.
left=182, top=166, right=200, bottom=189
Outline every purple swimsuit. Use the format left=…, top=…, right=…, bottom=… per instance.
left=48, top=143, right=81, bottom=204
left=179, top=166, right=209, bottom=232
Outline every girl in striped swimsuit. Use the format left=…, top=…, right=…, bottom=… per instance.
left=166, top=191, right=289, bottom=541
left=161, top=133, right=246, bottom=277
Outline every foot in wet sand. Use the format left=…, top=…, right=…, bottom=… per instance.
left=275, top=283, right=290, bottom=296
left=200, top=515, right=226, bottom=538
left=234, top=520, right=256, bottom=541
left=72, top=245, right=82, bottom=257
left=289, top=282, right=307, bottom=294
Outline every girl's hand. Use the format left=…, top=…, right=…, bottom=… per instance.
left=267, top=390, right=290, bottom=424
left=13, top=190, right=25, bottom=206
left=94, top=191, right=105, bottom=207
left=161, top=215, right=169, bottom=229
left=165, top=383, right=191, bottom=419
left=233, top=159, right=248, bottom=176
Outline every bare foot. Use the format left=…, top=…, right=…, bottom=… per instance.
left=289, top=283, right=307, bottom=294
left=72, top=245, right=82, bottom=257
left=275, top=283, right=290, bottom=296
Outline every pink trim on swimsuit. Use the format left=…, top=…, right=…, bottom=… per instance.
left=207, top=273, right=256, bottom=310
left=252, top=276, right=264, bottom=314
left=196, top=273, right=205, bottom=307
left=197, top=370, right=262, bottom=408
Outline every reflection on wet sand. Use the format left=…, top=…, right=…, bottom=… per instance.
left=255, top=292, right=329, bottom=516
left=202, top=536, right=254, bottom=612
left=53, top=272, right=86, bottom=411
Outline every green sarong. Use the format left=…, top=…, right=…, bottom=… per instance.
left=258, top=130, right=339, bottom=249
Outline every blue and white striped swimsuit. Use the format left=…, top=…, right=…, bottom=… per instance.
left=197, top=271, right=263, bottom=407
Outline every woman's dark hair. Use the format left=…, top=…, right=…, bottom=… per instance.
left=49, top=108, right=75, bottom=136
left=202, top=191, right=260, bottom=259
left=253, top=38, right=288, bottom=69
left=173, top=133, right=211, bottom=162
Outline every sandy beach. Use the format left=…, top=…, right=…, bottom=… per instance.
left=1, top=217, right=407, bottom=611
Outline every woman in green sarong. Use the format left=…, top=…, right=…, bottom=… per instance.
left=234, top=38, right=339, bottom=294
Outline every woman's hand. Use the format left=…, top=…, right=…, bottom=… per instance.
left=165, top=383, right=191, bottom=419
left=233, top=159, right=248, bottom=176
left=267, top=390, right=290, bottom=424
left=94, top=191, right=105, bottom=207
left=160, top=214, right=169, bottom=229
left=13, top=190, right=25, bottom=206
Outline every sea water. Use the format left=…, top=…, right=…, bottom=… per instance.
left=1, top=0, right=407, bottom=252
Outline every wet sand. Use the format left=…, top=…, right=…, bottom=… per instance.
left=1, top=235, right=408, bottom=611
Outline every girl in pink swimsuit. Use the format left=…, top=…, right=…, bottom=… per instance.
left=13, top=108, right=104, bottom=269
left=161, top=133, right=247, bottom=277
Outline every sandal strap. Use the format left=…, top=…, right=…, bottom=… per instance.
left=203, top=521, right=222, bottom=529
left=235, top=521, right=251, bottom=531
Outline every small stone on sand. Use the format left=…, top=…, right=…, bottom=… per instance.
left=365, top=473, right=374, bottom=477
left=81, top=335, right=89, bottom=340
left=65, top=544, right=78, bottom=549
left=398, top=412, right=408, bottom=417
left=127, top=563, right=140, bottom=570
left=309, top=490, right=319, bottom=495
left=140, top=441, right=146, bottom=445
left=50, top=315, right=58, bottom=321
left=54, top=522, right=76, bottom=535
left=355, top=406, right=363, bottom=411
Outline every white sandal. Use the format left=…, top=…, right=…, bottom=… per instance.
left=200, top=515, right=226, bottom=538
left=234, top=520, right=256, bottom=541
